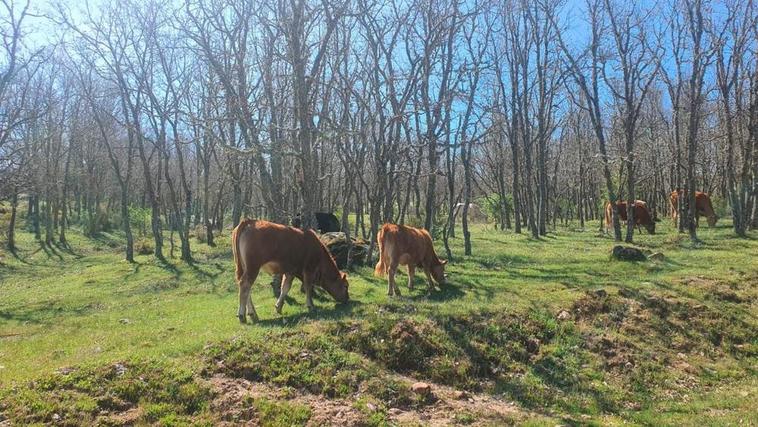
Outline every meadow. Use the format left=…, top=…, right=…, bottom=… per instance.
left=0, top=218, right=756, bottom=426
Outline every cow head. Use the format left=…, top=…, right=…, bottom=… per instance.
left=323, top=271, right=350, bottom=303
left=707, top=214, right=718, bottom=227
left=644, top=221, right=656, bottom=235
left=430, top=260, right=447, bottom=285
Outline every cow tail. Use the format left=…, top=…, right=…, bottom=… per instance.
left=374, top=227, right=386, bottom=277
left=231, top=220, right=248, bottom=284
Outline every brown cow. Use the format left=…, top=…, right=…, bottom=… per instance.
left=374, top=223, right=447, bottom=296
left=604, top=200, right=656, bottom=234
left=231, top=219, right=349, bottom=323
left=670, top=190, right=718, bottom=228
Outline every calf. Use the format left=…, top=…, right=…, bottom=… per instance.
left=231, top=219, right=349, bottom=322
left=604, top=200, right=656, bottom=234
left=374, top=223, right=447, bottom=296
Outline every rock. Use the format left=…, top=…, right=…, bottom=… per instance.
left=593, top=289, right=608, bottom=298
left=388, top=408, right=402, bottom=415
left=557, top=310, right=571, bottom=321
left=648, top=252, right=665, bottom=261
left=365, top=402, right=377, bottom=412
left=624, top=361, right=634, bottom=370
left=526, top=337, right=541, bottom=354
left=57, top=367, right=75, bottom=375
left=113, top=363, right=127, bottom=376
left=52, top=414, right=61, bottom=421
left=319, top=232, right=369, bottom=269
left=611, top=245, right=647, bottom=262
left=411, top=382, right=432, bottom=396
left=453, top=390, right=468, bottom=400
left=119, top=318, right=130, bottom=324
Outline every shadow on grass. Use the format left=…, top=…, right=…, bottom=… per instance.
left=255, top=299, right=364, bottom=327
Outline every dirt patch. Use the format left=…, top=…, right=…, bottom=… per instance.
left=207, top=374, right=525, bottom=426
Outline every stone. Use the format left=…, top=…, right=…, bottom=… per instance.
left=411, top=382, right=432, bottom=396
left=453, top=390, right=468, bottom=400
left=611, top=246, right=647, bottom=262
left=365, top=402, right=377, bottom=412
left=526, top=337, right=541, bottom=354
left=593, top=289, right=608, bottom=298
left=648, top=252, right=665, bottom=261
left=557, top=310, right=571, bottom=321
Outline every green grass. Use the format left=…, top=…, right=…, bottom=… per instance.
left=1, top=218, right=757, bottom=425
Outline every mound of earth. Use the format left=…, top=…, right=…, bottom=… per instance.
left=320, top=232, right=369, bottom=268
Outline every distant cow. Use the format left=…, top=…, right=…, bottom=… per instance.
left=453, top=203, right=487, bottom=222
left=374, top=223, right=447, bottom=296
left=604, top=200, right=656, bottom=234
left=231, top=219, right=349, bottom=322
left=670, top=190, right=718, bottom=228
left=292, top=212, right=341, bottom=233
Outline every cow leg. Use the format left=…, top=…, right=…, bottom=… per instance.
left=303, top=272, right=315, bottom=311
left=388, top=262, right=401, bottom=297
left=423, top=269, right=436, bottom=293
left=407, top=265, right=415, bottom=291
left=275, top=274, right=294, bottom=314
left=238, top=268, right=259, bottom=323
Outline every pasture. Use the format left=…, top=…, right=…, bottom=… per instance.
left=0, top=220, right=756, bottom=426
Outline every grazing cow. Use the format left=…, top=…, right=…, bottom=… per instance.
left=604, top=200, right=656, bottom=234
left=670, top=190, right=718, bottom=228
left=231, top=219, right=349, bottom=323
left=292, top=212, right=341, bottom=233
left=374, top=223, right=447, bottom=296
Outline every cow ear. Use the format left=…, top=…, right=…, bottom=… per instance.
left=441, top=260, right=448, bottom=265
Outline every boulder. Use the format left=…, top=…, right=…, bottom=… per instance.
left=611, top=245, right=647, bottom=262
left=411, top=382, right=432, bottom=396
left=320, top=232, right=369, bottom=269
left=526, top=337, right=541, bottom=354
left=648, top=252, right=665, bottom=262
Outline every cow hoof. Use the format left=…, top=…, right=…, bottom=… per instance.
left=238, top=315, right=247, bottom=324
left=275, top=303, right=283, bottom=315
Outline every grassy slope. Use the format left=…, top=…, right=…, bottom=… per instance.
left=0, top=218, right=756, bottom=425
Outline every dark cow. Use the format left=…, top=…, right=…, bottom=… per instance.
left=292, top=212, right=341, bottom=233
left=231, top=219, right=349, bottom=322
left=604, top=200, right=656, bottom=234
left=670, top=190, right=718, bottom=228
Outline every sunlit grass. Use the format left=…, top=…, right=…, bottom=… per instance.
left=0, top=218, right=756, bottom=424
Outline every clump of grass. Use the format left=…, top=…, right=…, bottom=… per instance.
left=0, top=359, right=213, bottom=425
left=332, top=309, right=565, bottom=391
left=204, top=330, right=375, bottom=398
left=253, top=397, right=311, bottom=427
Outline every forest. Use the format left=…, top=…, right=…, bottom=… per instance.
left=1, top=0, right=756, bottom=260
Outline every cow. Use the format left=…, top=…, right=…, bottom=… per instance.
left=604, top=200, right=656, bottom=234
left=374, top=223, right=447, bottom=296
left=231, top=219, right=349, bottom=323
left=670, top=190, right=718, bottom=228
left=292, top=212, right=341, bottom=233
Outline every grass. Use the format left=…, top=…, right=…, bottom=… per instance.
left=0, top=215, right=757, bottom=425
